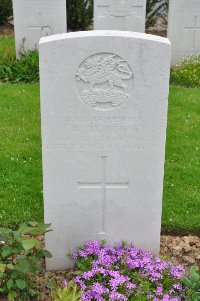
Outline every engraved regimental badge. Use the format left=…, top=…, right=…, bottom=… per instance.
left=75, top=53, right=134, bottom=111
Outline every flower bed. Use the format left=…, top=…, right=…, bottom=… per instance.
left=72, top=241, right=186, bottom=301
left=1, top=227, right=200, bottom=301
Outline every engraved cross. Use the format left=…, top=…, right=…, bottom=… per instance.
left=185, top=16, right=200, bottom=49
left=78, top=156, right=129, bottom=237
left=29, top=13, right=53, bottom=37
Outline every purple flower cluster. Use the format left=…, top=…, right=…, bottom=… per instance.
left=73, top=241, right=186, bottom=301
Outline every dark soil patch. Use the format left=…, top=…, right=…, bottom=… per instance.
left=146, top=29, right=167, bottom=37
left=0, top=24, right=14, bottom=35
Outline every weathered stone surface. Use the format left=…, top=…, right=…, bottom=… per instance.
left=168, top=0, right=200, bottom=64
left=12, top=0, right=67, bottom=58
left=39, top=31, right=171, bottom=270
left=94, top=0, right=146, bottom=32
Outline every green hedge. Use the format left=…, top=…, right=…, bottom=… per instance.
left=0, top=0, right=13, bottom=26
left=67, top=0, right=93, bottom=31
left=146, top=0, right=168, bottom=28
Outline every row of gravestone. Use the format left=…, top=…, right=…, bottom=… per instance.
left=11, top=1, right=186, bottom=271
left=13, top=0, right=192, bottom=272
left=13, top=0, right=200, bottom=64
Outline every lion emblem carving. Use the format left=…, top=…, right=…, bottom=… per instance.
left=75, top=53, right=134, bottom=110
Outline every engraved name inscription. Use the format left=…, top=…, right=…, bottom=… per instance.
left=75, top=53, right=134, bottom=111
left=46, top=117, right=163, bottom=151
left=97, top=0, right=144, bottom=17
left=108, top=0, right=143, bottom=17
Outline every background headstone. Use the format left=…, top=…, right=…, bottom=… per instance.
left=12, top=0, right=67, bottom=58
left=94, top=0, right=146, bottom=32
left=168, top=0, right=200, bottom=64
left=40, top=31, right=171, bottom=270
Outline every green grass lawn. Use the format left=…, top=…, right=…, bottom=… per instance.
left=0, top=83, right=199, bottom=234
left=0, top=35, right=15, bottom=57
left=0, top=82, right=43, bottom=227
left=162, top=86, right=200, bottom=235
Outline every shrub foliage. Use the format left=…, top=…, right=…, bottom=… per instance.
left=0, top=0, right=13, bottom=26
left=146, top=0, right=168, bottom=28
left=67, top=0, right=93, bottom=31
left=0, top=50, right=39, bottom=83
left=50, top=280, right=82, bottom=301
left=181, top=266, right=200, bottom=301
left=0, top=222, right=52, bottom=301
left=170, top=56, right=200, bottom=87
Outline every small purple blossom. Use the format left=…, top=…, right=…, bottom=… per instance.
left=62, top=280, right=68, bottom=287
left=155, top=285, right=163, bottom=296
left=109, top=291, right=127, bottom=300
left=170, top=265, right=185, bottom=279
left=126, top=283, right=136, bottom=289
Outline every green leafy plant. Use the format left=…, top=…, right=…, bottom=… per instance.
left=50, top=280, right=82, bottom=301
left=170, top=55, right=200, bottom=87
left=182, top=266, right=200, bottom=301
left=0, top=0, right=13, bottom=25
left=67, top=0, right=93, bottom=31
left=146, top=0, right=168, bottom=28
left=0, top=222, right=52, bottom=301
left=0, top=49, right=39, bottom=83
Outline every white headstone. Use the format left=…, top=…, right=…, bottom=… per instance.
left=12, top=0, right=67, bottom=58
left=39, top=31, right=171, bottom=270
left=168, top=0, right=200, bottom=64
left=94, top=0, right=146, bottom=32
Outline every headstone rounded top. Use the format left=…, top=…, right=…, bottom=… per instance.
left=39, top=30, right=171, bottom=46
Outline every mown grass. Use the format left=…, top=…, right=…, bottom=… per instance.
left=0, top=83, right=43, bottom=227
left=0, top=83, right=199, bottom=234
left=162, top=86, right=200, bottom=235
